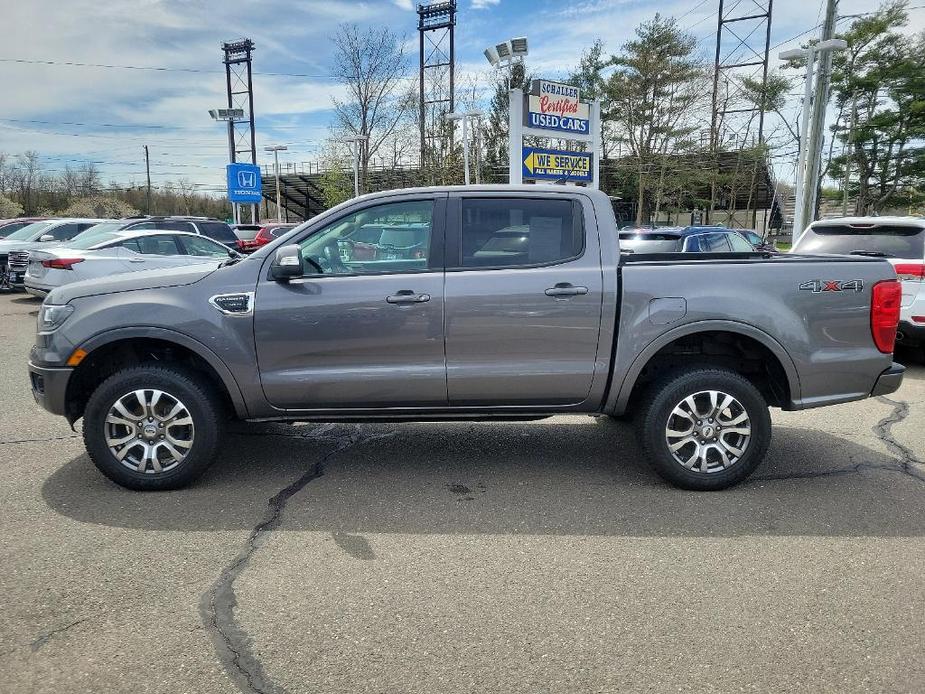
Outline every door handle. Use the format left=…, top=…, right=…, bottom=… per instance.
left=545, top=283, right=588, bottom=297
left=386, top=290, right=430, bottom=304
left=128, top=258, right=146, bottom=263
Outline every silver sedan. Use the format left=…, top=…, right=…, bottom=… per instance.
left=24, top=229, right=237, bottom=297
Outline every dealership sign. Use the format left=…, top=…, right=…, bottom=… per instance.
left=525, top=79, right=590, bottom=135
left=522, top=147, right=593, bottom=182
left=226, top=163, right=262, bottom=203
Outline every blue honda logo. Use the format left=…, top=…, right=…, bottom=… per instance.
left=226, top=163, right=262, bottom=203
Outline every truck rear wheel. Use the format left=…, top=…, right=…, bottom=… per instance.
left=635, top=368, right=771, bottom=490
left=82, top=366, right=224, bottom=490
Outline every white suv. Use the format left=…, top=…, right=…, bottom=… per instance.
left=792, top=216, right=925, bottom=355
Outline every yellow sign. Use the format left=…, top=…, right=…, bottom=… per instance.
left=522, top=148, right=592, bottom=181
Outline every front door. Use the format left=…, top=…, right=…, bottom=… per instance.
left=444, top=193, right=604, bottom=406
left=255, top=196, right=447, bottom=410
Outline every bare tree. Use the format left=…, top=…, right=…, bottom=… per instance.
left=331, top=24, right=412, bottom=194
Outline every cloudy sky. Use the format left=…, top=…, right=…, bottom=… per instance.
left=1, top=0, right=922, bottom=193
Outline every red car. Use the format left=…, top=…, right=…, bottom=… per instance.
left=233, top=222, right=298, bottom=252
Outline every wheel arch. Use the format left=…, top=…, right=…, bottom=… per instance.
left=64, top=327, right=249, bottom=422
left=609, top=320, right=801, bottom=415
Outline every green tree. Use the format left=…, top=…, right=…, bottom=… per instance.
left=827, top=2, right=925, bottom=213
left=605, top=15, right=708, bottom=224
left=483, top=60, right=531, bottom=180
left=0, top=193, right=23, bottom=218
left=58, top=195, right=138, bottom=218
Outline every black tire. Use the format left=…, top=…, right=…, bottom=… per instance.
left=635, top=368, right=771, bottom=491
left=83, top=365, right=224, bottom=491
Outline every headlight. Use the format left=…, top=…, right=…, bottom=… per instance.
left=37, top=303, right=74, bottom=333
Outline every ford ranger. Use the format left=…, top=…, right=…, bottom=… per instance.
left=28, top=186, right=905, bottom=491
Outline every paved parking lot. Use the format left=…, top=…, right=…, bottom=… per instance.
left=1, top=290, right=924, bottom=693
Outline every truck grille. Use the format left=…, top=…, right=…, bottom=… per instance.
left=8, top=251, right=30, bottom=271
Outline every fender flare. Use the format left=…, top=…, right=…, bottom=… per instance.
left=75, top=326, right=249, bottom=418
left=609, top=319, right=801, bottom=414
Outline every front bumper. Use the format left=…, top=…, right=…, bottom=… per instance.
left=871, top=362, right=905, bottom=397
left=28, top=362, right=73, bottom=416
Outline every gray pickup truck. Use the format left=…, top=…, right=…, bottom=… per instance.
left=28, top=186, right=905, bottom=491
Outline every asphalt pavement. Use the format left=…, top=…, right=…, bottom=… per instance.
left=1, top=291, right=923, bottom=693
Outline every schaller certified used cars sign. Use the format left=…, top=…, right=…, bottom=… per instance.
left=526, top=79, right=590, bottom=135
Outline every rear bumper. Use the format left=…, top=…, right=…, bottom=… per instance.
left=24, top=282, right=50, bottom=298
left=897, top=320, right=925, bottom=347
left=28, top=362, right=73, bottom=416
left=871, top=362, right=905, bottom=397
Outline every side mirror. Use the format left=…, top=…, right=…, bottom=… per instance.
left=39, top=234, right=55, bottom=242
left=269, top=244, right=302, bottom=281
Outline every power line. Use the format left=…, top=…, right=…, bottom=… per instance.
left=0, top=57, right=334, bottom=80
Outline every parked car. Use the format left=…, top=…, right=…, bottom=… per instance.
left=110, top=216, right=243, bottom=252
left=28, top=186, right=903, bottom=492
left=0, top=219, right=105, bottom=289
left=792, top=216, right=925, bottom=355
left=0, top=217, right=49, bottom=239
left=234, top=222, right=298, bottom=252
left=619, top=226, right=758, bottom=254
left=23, top=229, right=237, bottom=297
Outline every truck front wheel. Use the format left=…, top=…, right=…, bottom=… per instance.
left=82, top=366, right=224, bottom=490
left=636, top=368, right=771, bottom=490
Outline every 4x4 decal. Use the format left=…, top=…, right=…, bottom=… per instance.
left=799, top=279, right=864, bottom=293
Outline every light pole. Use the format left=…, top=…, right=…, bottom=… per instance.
left=263, top=145, right=287, bottom=220
left=446, top=111, right=484, bottom=185
left=209, top=107, right=245, bottom=224
left=340, top=135, right=368, bottom=198
left=484, top=37, right=528, bottom=91
left=780, top=38, right=847, bottom=243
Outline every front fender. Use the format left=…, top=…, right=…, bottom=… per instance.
left=78, top=326, right=250, bottom=418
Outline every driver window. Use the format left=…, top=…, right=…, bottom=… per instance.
left=298, top=200, right=433, bottom=275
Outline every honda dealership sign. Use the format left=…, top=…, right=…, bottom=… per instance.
left=226, top=163, right=262, bottom=203
left=525, top=80, right=591, bottom=135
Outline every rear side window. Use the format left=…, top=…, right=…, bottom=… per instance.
left=135, top=234, right=182, bottom=255
left=197, top=221, right=237, bottom=244
left=459, top=198, right=582, bottom=268
left=619, top=234, right=681, bottom=253
left=270, top=226, right=295, bottom=238
left=156, top=221, right=196, bottom=233
left=794, top=224, right=925, bottom=258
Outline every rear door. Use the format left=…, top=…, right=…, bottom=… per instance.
left=444, top=193, right=603, bottom=406
left=117, top=234, right=194, bottom=272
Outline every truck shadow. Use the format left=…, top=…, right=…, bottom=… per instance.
left=42, top=419, right=924, bottom=537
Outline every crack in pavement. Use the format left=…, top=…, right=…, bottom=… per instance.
left=30, top=619, right=86, bottom=653
left=0, top=434, right=80, bottom=446
left=752, top=396, right=925, bottom=484
left=200, top=424, right=395, bottom=694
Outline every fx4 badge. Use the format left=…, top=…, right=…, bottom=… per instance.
left=799, top=279, right=864, bottom=293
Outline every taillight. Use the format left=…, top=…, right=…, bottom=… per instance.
left=871, top=280, right=902, bottom=353
left=893, top=263, right=925, bottom=281
left=41, top=258, right=84, bottom=270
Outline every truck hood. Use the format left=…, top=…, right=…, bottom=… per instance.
left=48, top=262, right=221, bottom=304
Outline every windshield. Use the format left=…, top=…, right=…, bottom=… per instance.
left=2, top=220, right=54, bottom=241
left=793, top=224, right=925, bottom=258
left=235, top=228, right=260, bottom=240
left=74, top=221, right=129, bottom=238
left=619, top=233, right=681, bottom=253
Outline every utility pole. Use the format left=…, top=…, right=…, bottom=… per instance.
left=446, top=111, right=484, bottom=185
left=800, top=0, right=839, bottom=230
left=143, top=145, right=152, bottom=215
left=263, top=145, right=287, bottom=220
left=341, top=135, right=368, bottom=198
left=842, top=92, right=857, bottom=216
